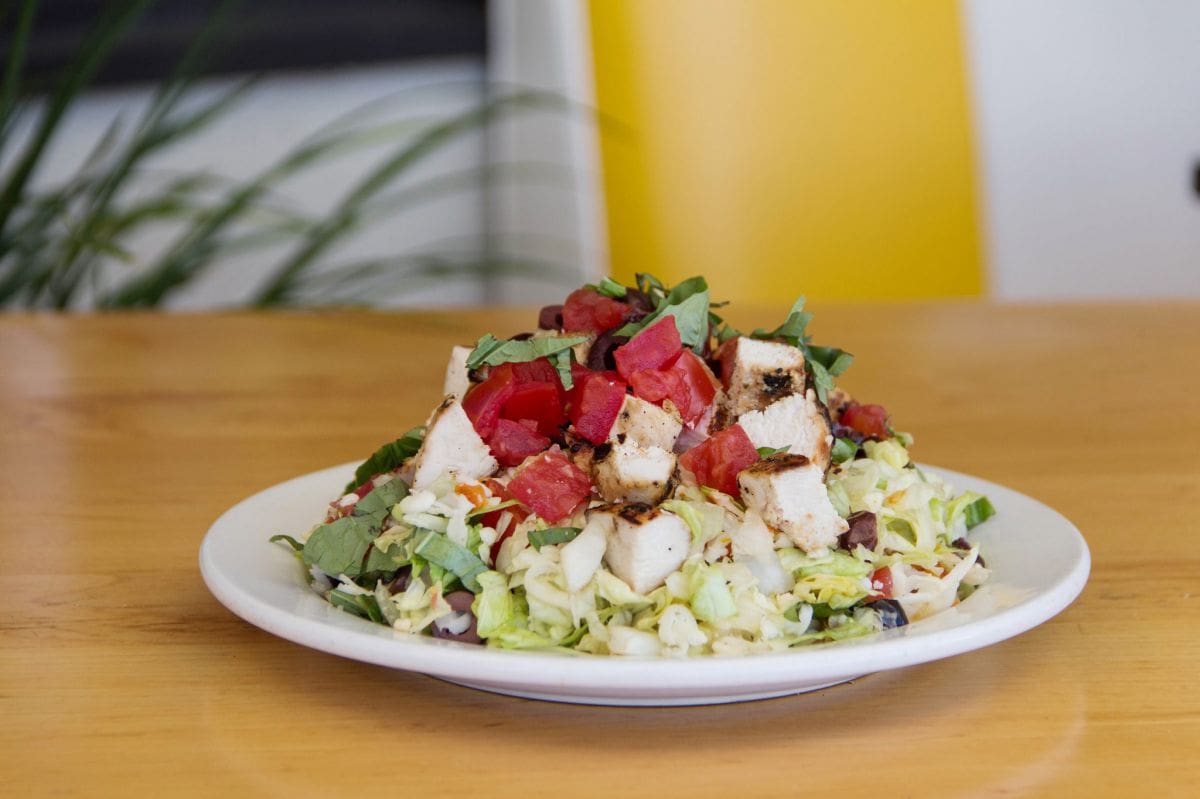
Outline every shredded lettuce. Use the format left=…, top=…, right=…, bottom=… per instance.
left=472, top=571, right=516, bottom=638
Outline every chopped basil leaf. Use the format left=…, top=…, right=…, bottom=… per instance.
left=806, top=359, right=835, bottom=405
left=528, top=526, right=583, bottom=550
left=964, top=496, right=997, bottom=529
left=616, top=283, right=711, bottom=352
left=548, top=347, right=576, bottom=390
left=807, top=345, right=854, bottom=377
left=751, top=296, right=812, bottom=346
left=830, top=437, right=859, bottom=464
left=635, top=272, right=666, bottom=302
left=661, top=276, right=709, bottom=306
left=413, top=530, right=487, bottom=592
left=465, top=333, right=588, bottom=390
left=596, top=277, right=627, bottom=298
left=748, top=296, right=853, bottom=404
left=711, top=309, right=742, bottom=345
left=466, top=333, right=588, bottom=369
left=756, top=446, right=789, bottom=458
left=658, top=292, right=711, bottom=353
left=345, top=426, right=425, bottom=492
left=268, top=534, right=305, bottom=552
left=329, top=589, right=385, bottom=623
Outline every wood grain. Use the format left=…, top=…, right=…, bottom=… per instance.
left=2, top=303, right=1198, bottom=798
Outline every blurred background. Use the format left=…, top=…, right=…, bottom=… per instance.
left=2, top=0, right=1198, bottom=311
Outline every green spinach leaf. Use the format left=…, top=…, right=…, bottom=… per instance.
left=301, top=515, right=380, bottom=576
left=351, top=477, right=408, bottom=518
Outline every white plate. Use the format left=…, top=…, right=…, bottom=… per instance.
left=200, top=463, right=1089, bottom=706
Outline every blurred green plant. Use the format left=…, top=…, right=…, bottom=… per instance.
left=0, top=0, right=577, bottom=311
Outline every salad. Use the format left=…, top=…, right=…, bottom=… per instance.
left=271, top=274, right=996, bottom=656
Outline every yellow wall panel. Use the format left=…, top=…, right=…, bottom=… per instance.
left=589, top=0, right=984, bottom=302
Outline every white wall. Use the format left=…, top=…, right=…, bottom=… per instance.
left=964, top=0, right=1200, bottom=300
left=487, top=0, right=605, bottom=303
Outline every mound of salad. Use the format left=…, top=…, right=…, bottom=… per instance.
left=271, top=274, right=996, bottom=656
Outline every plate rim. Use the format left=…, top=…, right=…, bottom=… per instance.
left=200, top=462, right=1090, bottom=702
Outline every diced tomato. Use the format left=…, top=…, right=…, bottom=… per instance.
left=841, top=403, right=890, bottom=440
left=507, top=450, right=593, bottom=523
left=482, top=479, right=528, bottom=564
left=501, top=381, right=565, bottom=440
left=678, top=424, right=760, bottom=497
left=487, top=418, right=551, bottom=467
left=566, top=370, right=627, bottom=444
left=869, top=567, right=894, bottom=599
left=462, top=363, right=517, bottom=439
left=568, top=360, right=592, bottom=388
left=672, top=349, right=720, bottom=405
left=512, top=357, right=562, bottom=390
left=614, top=316, right=682, bottom=380
left=629, top=365, right=686, bottom=409
left=562, top=288, right=630, bottom=334
left=629, top=349, right=719, bottom=425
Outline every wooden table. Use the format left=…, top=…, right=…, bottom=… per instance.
left=2, top=303, right=1198, bottom=797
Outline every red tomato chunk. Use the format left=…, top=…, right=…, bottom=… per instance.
left=501, top=381, right=564, bottom=440
left=678, top=424, right=760, bottom=498
left=630, top=349, right=718, bottom=425
left=488, top=418, right=551, bottom=467
left=562, top=288, right=629, bottom=334
left=566, top=370, right=627, bottom=444
left=841, top=403, right=890, bottom=440
left=614, top=316, right=682, bottom=380
left=511, top=357, right=562, bottom=392
left=462, top=363, right=517, bottom=439
left=506, top=450, right=592, bottom=523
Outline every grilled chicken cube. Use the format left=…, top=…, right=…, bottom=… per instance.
left=442, top=345, right=473, bottom=400
left=737, top=389, right=833, bottom=471
left=609, top=394, right=683, bottom=450
left=593, top=440, right=675, bottom=505
left=601, top=504, right=691, bottom=594
left=737, top=454, right=848, bottom=554
left=721, top=337, right=807, bottom=417
left=410, top=398, right=498, bottom=490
